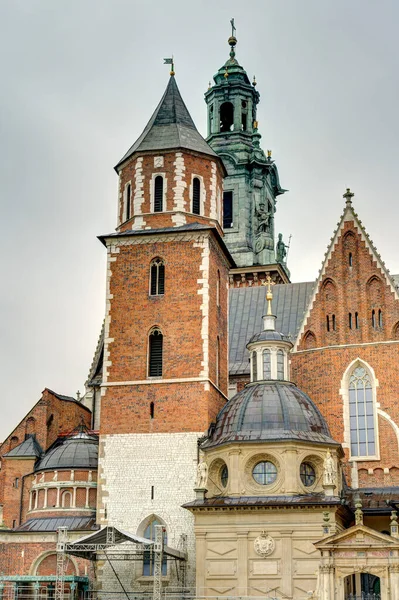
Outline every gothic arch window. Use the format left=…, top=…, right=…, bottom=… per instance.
left=378, top=309, right=383, bottom=328
left=277, top=350, right=284, bottom=380
left=139, top=516, right=167, bottom=576
left=192, top=177, right=201, bottom=215
left=220, top=101, right=234, bottom=132
left=263, top=349, right=271, bottom=379
left=392, top=322, right=399, bottom=340
left=125, top=183, right=131, bottom=221
left=150, top=258, right=165, bottom=296
left=148, top=328, right=163, bottom=377
left=355, top=312, right=359, bottom=329
left=154, top=176, right=164, bottom=212
left=371, top=309, right=376, bottom=328
left=345, top=361, right=378, bottom=459
left=303, top=331, right=316, bottom=349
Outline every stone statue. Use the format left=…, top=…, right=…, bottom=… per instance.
left=255, top=203, right=271, bottom=234
left=276, top=233, right=288, bottom=263
left=196, top=460, right=208, bottom=489
left=323, top=451, right=336, bottom=486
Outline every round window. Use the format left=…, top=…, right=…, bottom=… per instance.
left=252, top=461, right=277, bottom=485
left=220, top=465, right=228, bottom=488
left=300, top=462, right=316, bottom=487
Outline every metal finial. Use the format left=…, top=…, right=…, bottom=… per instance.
left=343, top=187, right=354, bottom=205
left=224, top=66, right=229, bottom=79
left=228, top=18, right=237, bottom=59
left=252, top=75, right=257, bottom=86
left=163, top=56, right=175, bottom=76
left=262, top=274, right=275, bottom=316
left=208, top=81, right=212, bottom=90
left=267, top=149, right=272, bottom=158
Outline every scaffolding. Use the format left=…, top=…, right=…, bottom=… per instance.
left=55, top=525, right=187, bottom=600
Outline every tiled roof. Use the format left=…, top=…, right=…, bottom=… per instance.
left=184, top=494, right=341, bottom=509
left=115, top=76, right=218, bottom=170
left=4, top=436, right=42, bottom=459
left=229, top=281, right=314, bottom=375
left=35, top=433, right=98, bottom=472
left=16, top=515, right=98, bottom=532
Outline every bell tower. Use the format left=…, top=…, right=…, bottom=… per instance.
left=96, top=71, right=233, bottom=593
left=205, top=23, right=290, bottom=285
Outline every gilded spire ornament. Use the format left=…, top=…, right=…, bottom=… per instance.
left=263, top=274, right=275, bottom=316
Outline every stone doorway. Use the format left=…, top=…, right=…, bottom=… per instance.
left=344, top=573, right=381, bottom=600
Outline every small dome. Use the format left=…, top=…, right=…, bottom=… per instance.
left=35, top=434, right=98, bottom=472
left=204, top=381, right=336, bottom=448
left=248, top=330, right=290, bottom=344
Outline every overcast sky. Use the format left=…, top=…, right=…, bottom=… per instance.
left=0, top=0, right=398, bottom=442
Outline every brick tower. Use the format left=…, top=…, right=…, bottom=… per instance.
left=96, top=72, right=233, bottom=591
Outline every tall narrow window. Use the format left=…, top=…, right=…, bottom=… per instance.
left=371, top=309, right=376, bottom=328
left=150, top=258, right=165, bottom=296
left=150, top=402, right=154, bottom=419
left=148, top=329, right=163, bottom=377
left=126, top=183, right=131, bottom=221
left=143, top=518, right=167, bottom=576
left=192, top=177, right=201, bottom=215
left=277, top=350, right=284, bottom=380
left=355, top=312, right=359, bottom=329
left=349, top=313, right=352, bottom=329
left=349, top=252, right=353, bottom=267
left=220, top=101, right=234, bottom=132
left=349, top=366, right=376, bottom=457
left=154, top=176, right=163, bottom=212
left=332, top=314, right=336, bottom=330
left=326, top=315, right=330, bottom=332
left=223, top=191, right=233, bottom=228
left=252, top=351, right=258, bottom=381
left=378, top=309, right=383, bottom=328
left=263, top=349, right=271, bottom=380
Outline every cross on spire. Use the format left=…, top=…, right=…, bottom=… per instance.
left=262, top=274, right=275, bottom=316
left=230, top=18, right=236, bottom=37
left=343, top=187, right=354, bottom=206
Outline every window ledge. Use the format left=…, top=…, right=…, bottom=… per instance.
left=350, top=455, right=380, bottom=462
left=135, top=576, right=170, bottom=584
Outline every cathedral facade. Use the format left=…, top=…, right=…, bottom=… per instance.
left=1, top=30, right=399, bottom=600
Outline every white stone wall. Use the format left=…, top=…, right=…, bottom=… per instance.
left=98, top=431, right=202, bottom=590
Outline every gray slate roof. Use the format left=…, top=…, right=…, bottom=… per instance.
left=115, top=76, right=218, bottom=170
left=229, top=281, right=314, bottom=375
left=17, top=515, right=98, bottom=532
left=35, top=433, right=98, bottom=472
left=184, top=494, right=341, bottom=508
left=4, top=436, right=42, bottom=458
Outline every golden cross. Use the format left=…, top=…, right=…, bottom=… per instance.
left=262, top=275, right=275, bottom=315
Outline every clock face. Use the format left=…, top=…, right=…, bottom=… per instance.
left=154, top=156, right=164, bottom=168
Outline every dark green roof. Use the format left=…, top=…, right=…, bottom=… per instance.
left=115, top=76, right=218, bottom=170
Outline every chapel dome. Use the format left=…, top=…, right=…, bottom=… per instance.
left=203, top=381, right=337, bottom=449
left=35, top=433, right=98, bottom=472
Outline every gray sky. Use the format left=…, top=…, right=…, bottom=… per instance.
left=1, top=0, right=398, bottom=442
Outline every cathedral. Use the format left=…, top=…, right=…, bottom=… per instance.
left=1, top=27, right=399, bottom=600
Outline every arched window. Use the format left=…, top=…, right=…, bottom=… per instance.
left=263, top=349, right=271, bottom=379
left=252, top=351, right=258, bottom=381
left=126, top=183, right=131, bottom=221
left=326, top=315, right=330, bottom=332
left=150, top=258, right=165, bottom=296
left=349, top=366, right=376, bottom=458
left=378, top=309, right=383, bottom=328
left=220, top=102, right=234, bottom=132
left=148, top=329, right=163, bottom=377
left=192, top=177, right=200, bottom=215
left=355, top=312, right=359, bottom=329
left=349, top=252, right=353, bottom=267
left=277, top=350, right=284, bottom=380
left=372, top=309, right=376, bottom=328
left=143, top=518, right=167, bottom=576
left=61, top=491, right=72, bottom=508
left=154, top=176, right=163, bottom=212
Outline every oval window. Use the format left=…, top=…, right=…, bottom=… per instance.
left=252, top=461, right=277, bottom=485
left=220, top=465, right=228, bottom=488
left=300, top=462, right=316, bottom=487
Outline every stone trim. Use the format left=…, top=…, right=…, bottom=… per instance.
left=294, top=338, right=399, bottom=354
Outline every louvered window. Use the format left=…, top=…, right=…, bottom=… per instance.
left=150, top=258, right=165, bottom=296
left=126, top=184, right=131, bottom=221
left=154, top=176, right=163, bottom=212
left=149, top=329, right=163, bottom=377
left=193, top=177, right=200, bottom=215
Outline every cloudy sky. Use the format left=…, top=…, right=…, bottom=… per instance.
left=0, top=0, right=398, bottom=441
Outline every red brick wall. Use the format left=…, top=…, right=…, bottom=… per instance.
left=101, top=231, right=229, bottom=435
left=1, top=458, right=35, bottom=528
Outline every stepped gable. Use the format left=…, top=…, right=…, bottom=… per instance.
left=294, top=190, right=399, bottom=352
left=115, top=75, right=218, bottom=170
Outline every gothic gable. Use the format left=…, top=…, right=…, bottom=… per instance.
left=295, top=192, right=399, bottom=351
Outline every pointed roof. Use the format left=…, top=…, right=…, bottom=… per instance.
left=4, top=436, right=43, bottom=459
left=115, top=76, right=218, bottom=171
left=293, top=190, right=399, bottom=351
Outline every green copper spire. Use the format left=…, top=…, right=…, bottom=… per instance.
left=204, top=22, right=289, bottom=279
